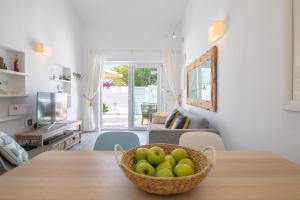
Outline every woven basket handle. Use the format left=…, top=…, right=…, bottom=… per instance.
left=114, top=144, right=126, bottom=166
left=202, top=146, right=217, bottom=166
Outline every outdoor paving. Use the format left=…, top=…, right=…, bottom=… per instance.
left=102, top=114, right=149, bottom=129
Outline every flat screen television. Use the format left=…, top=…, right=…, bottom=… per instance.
left=36, top=92, right=68, bottom=127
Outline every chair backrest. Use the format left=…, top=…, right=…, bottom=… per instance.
left=141, top=103, right=158, bottom=115
left=179, top=132, right=225, bottom=151
left=93, top=132, right=140, bottom=151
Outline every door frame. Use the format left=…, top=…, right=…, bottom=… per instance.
left=100, top=61, right=162, bottom=131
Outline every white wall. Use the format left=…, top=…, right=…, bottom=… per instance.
left=182, top=0, right=300, bottom=163
left=0, top=0, right=83, bottom=135
left=83, top=24, right=183, bottom=128
left=83, top=24, right=183, bottom=62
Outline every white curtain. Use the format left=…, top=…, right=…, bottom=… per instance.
left=163, top=49, right=182, bottom=107
left=82, top=50, right=104, bottom=132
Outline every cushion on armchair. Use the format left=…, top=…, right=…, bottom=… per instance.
left=0, top=131, right=28, bottom=166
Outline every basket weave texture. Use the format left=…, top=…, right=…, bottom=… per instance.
left=119, top=143, right=213, bottom=195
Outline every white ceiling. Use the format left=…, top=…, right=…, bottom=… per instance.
left=70, top=0, right=188, bottom=26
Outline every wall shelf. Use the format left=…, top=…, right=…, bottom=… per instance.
left=51, top=64, right=72, bottom=108
left=0, top=115, right=29, bottom=123
left=0, top=69, right=26, bottom=76
left=0, top=45, right=26, bottom=99
left=51, top=79, right=71, bottom=83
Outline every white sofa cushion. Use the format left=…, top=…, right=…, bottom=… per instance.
left=0, top=131, right=28, bottom=166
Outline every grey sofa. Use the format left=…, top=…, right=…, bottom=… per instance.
left=148, top=110, right=218, bottom=144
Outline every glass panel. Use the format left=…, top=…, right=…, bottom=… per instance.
left=133, top=67, right=158, bottom=128
left=102, top=64, right=128, bottom=129
left=188, top=61, right=211, bottom=101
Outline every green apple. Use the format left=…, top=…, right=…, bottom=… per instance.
left=164, top=155, right=176, bottom=168
left=135, top=148, right=148, bottom=161
left=146, top=146, right=165, bottom=165
left=155, top=168, right=174, bottom=177
left=135, top=162, right=155, bottom=176
left=174, top=164, right=195, bottom=177
left=178, top=158, right=196, bottom=170
left=134, top=160, right=149, bottom=170
left=171, top=148, right=188, bottom=162
left=155, top=161, right=172, bottom=172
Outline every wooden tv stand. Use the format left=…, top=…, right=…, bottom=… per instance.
left=16, top=120, right=82, bottom=150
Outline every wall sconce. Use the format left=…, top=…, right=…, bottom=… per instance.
left=34, top=42, right=52, bottom=56
left=208, top=20, right=226, bottom=42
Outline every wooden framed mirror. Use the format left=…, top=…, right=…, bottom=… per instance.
left=185, top=46, right=217, bottom=112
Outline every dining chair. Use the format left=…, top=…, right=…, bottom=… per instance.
left=179, top=132, right=225, bottom=151
left=93, top=131, right=140, bottom=151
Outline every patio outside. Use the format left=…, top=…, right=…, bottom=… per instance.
left=102, top=64, right=158, bottom=130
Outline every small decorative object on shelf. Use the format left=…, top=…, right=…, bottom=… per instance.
left=2, top=63, right=7, bottom=70
left=72, top=72, right=83, bottom=80
left=57, top=84, right=63, bottom=93
left=63, top=75, right=71, bottom=81
left=0, top=57, right=3, bottom=68
left=13, top=55, right=19, bottom=72
left=0, top=57, right=7, bottom=70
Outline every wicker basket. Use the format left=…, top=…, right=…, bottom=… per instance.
left=114, top=143, right=216, bottom=195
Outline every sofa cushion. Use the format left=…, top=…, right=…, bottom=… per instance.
left=151, top=112, right=169, bottom=124
left=171, top=114, right=189, bottom=129
left=148, top=123, right=166, bottom=131
left=0, top=131, right=29, bottom=166
left=183, top=118, right=190, bottom=129
left=186, top=113, right=209, bottom=129
left=164, top=109, right=180, bottom=128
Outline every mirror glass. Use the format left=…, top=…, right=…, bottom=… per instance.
left=188, top=61, right=212, bottom=101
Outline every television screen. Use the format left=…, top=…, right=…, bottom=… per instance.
left=36, top=92, right=68, bottom=127
left=37, top=92, right=53, bottom=126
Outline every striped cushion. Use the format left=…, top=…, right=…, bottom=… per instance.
left=0, top=131, right=28, bottom=166
left=164, top=109, right=180, bottom=128
left=172, top=114, right=189, bottom=129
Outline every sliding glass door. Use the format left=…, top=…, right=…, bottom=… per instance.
left=129, top=65, right=160, bottom=129
left=100, top=62, right=161, bottom=130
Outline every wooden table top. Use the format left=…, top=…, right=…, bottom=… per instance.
left=0, top=151, right=300, bottom=200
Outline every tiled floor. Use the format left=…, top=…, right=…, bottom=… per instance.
left=70, top=131, right=148, bottom=151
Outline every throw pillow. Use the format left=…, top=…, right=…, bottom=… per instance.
left=164, top=109, right=180, bottom=128
left=0, top=131, right=29, bottom=166
left=151, top=112, right=169, bottom=124
left=183, top=118, right=190, bottom=129
left=171, top=114, right=189, bottom=129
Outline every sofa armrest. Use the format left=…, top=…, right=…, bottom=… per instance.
left=149, top=129, right=219, bottom=145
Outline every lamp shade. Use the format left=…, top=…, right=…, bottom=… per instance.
left=208, top=20, right=226, bottom=42
left=35, top=42, right=52, bottom=56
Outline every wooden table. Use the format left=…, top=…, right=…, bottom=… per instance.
left=0, top=151, right=300, bottom=200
